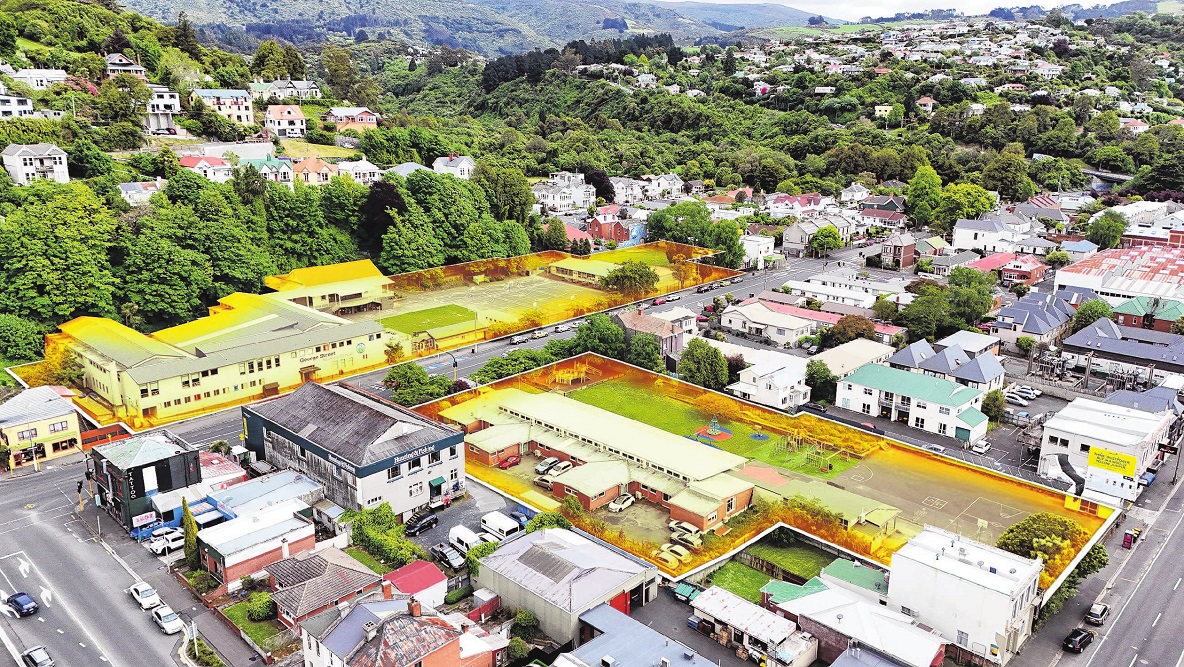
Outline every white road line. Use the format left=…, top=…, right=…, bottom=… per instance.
left=1175, top=647, right=1184, bottom=667
left=0, top=624, right=22, bottom=663
left=1128, top=655, right=1138, bottom=667
left=1176, top=577, right=1182, bottom=591
left=1154, top=612, right=1162, bottom=627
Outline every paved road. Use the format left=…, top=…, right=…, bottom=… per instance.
left=0, top=460, right=183, bottom=667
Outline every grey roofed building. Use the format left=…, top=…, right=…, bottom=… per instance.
left=954, top=218, right=1007, bottom=233
left=390, top=162, right=428, bottom=177
left=890, top=339, right=1004, bottom=387
left=0, top=386, right=75, bottom=426
left=888, top=339, right=936, bottom=369
left=830, top=645, right=915, bottom=667
left=348, top=609, right=460, bottom=667
left=1064, top=319, right=1184, bottom=375
left=918, top=345, right=971, bottom=375
left=1013, top=203, right=1069, bottom=223
left=1056, top=286, right=1100, bottom=308
left=552, top=603, right=716, bottom=667
left=997, top=293, right=1075, bottom=335
left=315, top=598, right=412, bottom=658
left=820, top=302, right=876, bottom=319
left=245, top=382, right=453, bottom=468
left=950, top=353, right=1005, bottom=385
left=0, top=142, right=66, bottom=157
left=267, top=547, right=381, bottom=620
left=1104, top=385, right=1183, bottom=415
left=931, top=250, right=979, bottom=268
left=93, top=431, right=190, bottom=470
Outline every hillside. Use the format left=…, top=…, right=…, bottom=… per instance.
left=657, top=1, right=835, bottom=30
left=468, top=0, right=724, bottom=44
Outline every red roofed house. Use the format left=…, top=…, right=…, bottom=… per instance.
left=564, top=224, right=592, bottom=246
left=385, top=560, right=448, bottom=608
left=1170, top=119, right=1184, bottom=126
left=916, top=96, right=937, bottom=113
left=966, top=252, right=1018, bottom=274
left=1124, top=119, right=1150, bottom=135
left=585, top=210, right=647, bottom=247
left=612, top=307, right=687, bottom=355
left=755, top=294, right=906, bottom=345
left=293, top=157, right=338, bottom=186
left=178, top=155, right=233, bottom=183
left=198, top=451, right=247, bottom=491
left=999, top=254, right=1048, bottom=286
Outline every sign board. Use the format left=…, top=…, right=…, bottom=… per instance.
left=1087, top=448, right=1137, bottom=477
left=1086, top=447, right=1140, bottom=502
left=132, top=511, right=157, bottom=528
left=1160, top=443, right=1179, bottom=456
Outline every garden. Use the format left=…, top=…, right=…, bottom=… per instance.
left=706, top=562, right=771, bottom=603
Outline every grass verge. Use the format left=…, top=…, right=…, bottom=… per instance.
left=744, top=542, right=835, bottom=580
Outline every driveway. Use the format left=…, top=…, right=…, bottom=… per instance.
left=631, top=593, right=748, bottom=667
left=403, top=481, right=520, bottom=553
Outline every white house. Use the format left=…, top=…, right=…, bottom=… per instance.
left=836, top=364, right=988, bottom=443
left=740, top=234, right=776, bottom=269
left=0, top=87, right=35, bottom=118
left=178, top=155, right=233, bottom=183
left=337, top=158, right=385, bottom=185
left=780, top=280, right=878, bottom=308
left=263, top=104, right=306, bottom=138
left=2, top=143, right=69, bottom=185
left=888, top=527, right=1043, bottom=665
left=432, top=154, right=476, bottom=180
left=268, top=79, right=321, bottom=100
left=190, top=89, right=254, bottom=125
left=532, top=172, right=597, bottom=213
left=117, top=179, right=166, bottom=206
left=952, top=218, right=1021, bottom=252
left=840, top=182, right=871, bottom=203
left=720, top=301, right=814, bottom=346
left=782, top=218, right=853, bottom=257
left=648, top=173, right=684, bottom=197
left=699, top=337, right=810, bottom=411
left=11, top=68, right=66, bottom=90
left=145, top=85, right=181, bottom=132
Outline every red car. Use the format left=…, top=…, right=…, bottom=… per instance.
left=497, top=455, right=522, bottom=469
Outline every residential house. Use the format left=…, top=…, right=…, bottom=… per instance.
left=720, top=301, right=814, bottom=346
left=812, top=339, right=896, bottom=379
left=914, top=235, right=949, bottom=257
left=385, top=560, right=448, bottom=609
left=474, top=528, right=659, bottom=645
left=874, top=104, right=894, bottom=117
left=145, top=85, right=181, bottom=131
left=196, top=497, right=316, bottom=584
left=105, top=53, right=146, bottom=80
left=930, top=251, right=980, bottom=277
left=1061, top=239, right=1099, bottom=262
left=90, top=431, right=201, bottom=533
left=432, top=154, right=476, bottom=179
left=242, top=155, right=294, bottom=186
left=178, top=155, right=233, bottom=183
left=263, top=104, right=306, bottom=138
left=859, top=208, right=907, bottom=229
left=336, top=158, right=384, bottom=185
left=952, top=218, right=1018, bottom=252
left=779, top=280, right=878, bottom=309
left=324, top=107, right=380, bottom=132
left=267, top=547, right=382, bottom=627
left=293, top=157, right=338, bottom=185
left=1113, top=296, right=1184, bottom=332
left=586, top=210, right=646, bottom=247
left=836, top=364, right=988, bottom=442
left=698, top=338, right=811, bottom=411
left=649, top=172, right=684, bottom=197
left=190, top=89, right=254, bottom=125
left=751, top=293, right=906, bottom=345
left=888, top=339, right=1006, bottom=391
left=0, top=386, right=81, bottom=471
left=965, top=252, right=1020, bottom=276
left=649, top=307, right=698, bottom=346
left=881, top=231, right=916, bottom=269
left=841, top=182, right=872, bottom=203
left=915, top=96, right=937, bottom=113
left=2, top=143, right=68, bottom=185
left=862, top=195, right=906, bottom=213
left=532, top=172, right=597, bottom=213
left=887, top=526, right=1042, bottom=665
left=1014, top=236, right=1059, bottom=256
left=783, top=218, right=853, bottom=257
left=613, top=308, right=689, bottom=357
left=118, top=179, right=166, bottom=206
left=243, top=382, right=464, bottom=517
left=609, top=177, right=647, bottom=204
left=11, top=68, right=66, bottom=89
left=740, top=234, right=776, bottom=268
left=1000, top=254, right=1048, bottom=286
left=690, top=587, right=819, bottom=667
left=268, top=79, right=321, bottom=100
left=992, top=292, right=1075, bottom=353
left=0, top=87, right=34, bottom=118
left=934, top=330, right=1002, bottom=358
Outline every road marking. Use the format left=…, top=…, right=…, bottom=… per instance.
left=1176, top=647, right=1184, bottom=667
left=1154, top=613, right=1161, bottom=627
left=1128, top=655, right=1138, bottom=667
left=1176, top=578, right=1182, bottom=591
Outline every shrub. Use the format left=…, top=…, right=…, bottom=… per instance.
left=186, top=570, right=219, bottom=594
left=245, top=592, right=277, bottom=622
left=506, top=636, right=530, bottom=661
left=511, top=608, right=539, bottom=639
left=187, top=638, right=224, bottom=667
left=444, top=586, right=472, bottom=605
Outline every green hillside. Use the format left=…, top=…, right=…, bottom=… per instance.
left=657, top=1, right=835, bottom=30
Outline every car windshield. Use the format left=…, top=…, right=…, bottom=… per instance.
left=139, top=587, right=156, bottom=597
left=160, top=611, right=179, bottom=622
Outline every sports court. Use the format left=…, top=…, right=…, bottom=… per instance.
left=379, top=304, right=478, bottom=334
left=385, top=273, right=607, bottom=326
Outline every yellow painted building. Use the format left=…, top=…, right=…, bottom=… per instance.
left=264, top=259, right=397, bottom=316
left=52, top=291, right=387, bottom=428
left=0, top=386, right=82, bottom=470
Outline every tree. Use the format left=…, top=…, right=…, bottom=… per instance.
left=1086, top=211, right=1127, bottom=250
left=246, top=592, right=277, bottom=621
left=67, top=139, right=115, bottom=179
left=209, top=440, right=231, bottom=455
left=981, top=153, right=1037, bottom=203
left=981, top=389, right=1006, bottom=422
left=471, top=349, right=557, bottom=384
left=506, top=637, right=530, bottom=662
left=722, top=49, right=736, bottom=76
left=542, top=218, right=569, bottom=250
left=172, top=12, right=202, bottom=59
left=932, top=184, right=994, bottom=235
left=119, top=231, right=214, bottom=327
left=0, top=314, right=44, bottom=362
left=1172, top=317, right=1184, bottom=335
left=380, top=209, right=446, bottom=274
left=474, top=164, right=534, bottom=223
left=181, top=497, right=199, bottom=569
left=0, top=13, right=17, bottom=59
left=1016, top=337, right=1036, bottom=355
left=464, top=541, right=498, bottom=575
left=1071, top=299, right=1113, bottom=333
left=525, top=511, right=571, bottom=533
left=821, top=315, right=876, bottom=348
left=1044, top=249, right=1071, bottom=269
left=571, top=314, right=626, bottom=359
left=906, top=165, right=941, bottom=226
left=599, top=260, right=659, bottom=299
left=871, top=298, right=898, bottom=322
left=678, top=338, right=728, bottom=390
left=895, top=293, right=949, bottom=341
left=805, top=359, right=838, bottom=403
left=321, top=44, right=359, bottom=99
left=97, top=74, right=152, bottom=124
left=626, top=333, right=664, bottom=372
left=808, top=225, right=844, bottom=258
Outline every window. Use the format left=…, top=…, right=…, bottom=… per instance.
left=298, top=447, right=306, bottom=459
left=409, top=482, right=423, bottom=496
left=17, top=428, right=36, bottom=440
left=957, top=630, right=969, bottom=646
left=939, top=406, right=950, bottom=415
left=449, top=446, right=457, bottom=458
left=938, top=423, right=948, bottom=435
left=49, top=421, right=69, bottom=433
left=913, top=417, right=925, bottom=429
left=387, top=465, right=400, bottom=480
left=409, top=457, right=423, bottom=471
left=861, top=403, right=871, bottom=414
left=429, top=451, right=442, bottom=465
left=863, top=387, right=873, bottom=396
left=915, top=401, right=927, bottom=410
left=901, top=606, right=914, bottom=617
left=1080, top=443, right=1091, bottom=454
left=727, top=497, right=735, bottom=512
left=450, top=469, right=459, bottom=481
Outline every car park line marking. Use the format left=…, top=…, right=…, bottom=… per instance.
left=1154, top=613, right=1161, bottom=627
left=1128, top=655, right=1138, bottom=667
left=1175, top=578, right=1181, bottom=591
left=0, top=625, right=22, bottom=663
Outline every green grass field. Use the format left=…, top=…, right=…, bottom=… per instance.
left=345, top=547, right=394, bottom=574
left=708, top=562, right=771, bottom=603
left=569, top=381, right=856, bottom=480
left=596, top=245, right=673, bottom=267
left=744, top=542, right=835, bottom=580
left=222, top=601, right=284, bottom=647
left=380, top=305, right=478, bottom=334
left=279, top=139, right=358, bottom=159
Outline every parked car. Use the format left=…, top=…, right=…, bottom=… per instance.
left=922, top=444, right=946, bottom=454
left=148, top=531, right=186, bottom=555
left=667, top=520, right=702, bottom=537
left=534, top=457, right=560, bottom=474
left=670, top=531, right=703, bottom=551
left=554, top=323, right=572, bottom=333
left=652, top=298, right=667, bottom=306
left=661, top=543, right=693, bottom=563
left=1004, top=394, right=1029, bottom=407
left=696, top=285, right=711, bottom=294
left=478, top=532, right=501, bottom=544
left=404, top=511, right=438, bottom=537
left=607, top=493, right=635, bottom=512
left=804, top=402, right=828, bottom=413
left=429, top=543, right=466, bottom=570
left=1062, top=628, right=1096, bottom=653
left=860, top=422, right=882, bottom=434
left=150, top=526, right=181, bottom=540
left=1012, top=387, right=1038, bottom=400
left=549, top=460, right=573, bottom=475
left=970, top=440, right=992, bottom=455
left=731, top=276, right=744, bottom=284
left=497, top=455, right=522, bottom=469
left=1018, top=385, right=1043, bottom=397
left=531, top=329, right=549, bottom=339
left=20, top=646, right=53, bottom=667
left=1084, top=603, right=1110, bottom=626
left=152, top=605, right=185, bottom=635
left=667, top=294, right=682, bottom=301
left=806, top=345, right=820, bottom=355
left=508, top=511, right=530, bottom=527
left=509, top=335, right=528, bottom=345
left=128, top=582, right=162, bottom=610
left=5, top=592, right=38, bottom=616
left=651, top=550, right=679, bottom=568
left=533, top=475, right=554, bottom=490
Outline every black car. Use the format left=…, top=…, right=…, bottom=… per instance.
left=1062, top=628, right=1096, bottom=653
left=804, top=402, right=828, bottom=413
left=508, top=511, right=530, bottom=527
left=5, top=592, right=38, bottom=616
left=404, top=512, right=438, bottom=537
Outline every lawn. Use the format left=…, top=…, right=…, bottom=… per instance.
left=596, top=245, right=673, bottom=267
left=346, top=546, right=393, bottom=574
left=708, top=562, right=770, bottom=603
left=279, top=139, right=358, bottom=159
left=569, top=380, right=856, bottom=480
left=380, top=304, right=478, bottom=334
left=222, top=601, right=284, bottom=648
left=744, top=542, right=835, bottom=580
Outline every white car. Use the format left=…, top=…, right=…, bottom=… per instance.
left=666, top=294, right=682, bottom=301
left=148, top=532, right=185, bottom=555
left=1005, top=394, right=1029, bottom=407
left=970, top=440, right=992, bottom=455
left=549, top=461, right=574, bottom=475
left=129, top=582, right=162, bottom=610
left=667, top=520, right=702, bottom=537
left=151, top=605, right=184, bottom=634
left=661, top=543, right=693, bottom=564
left=607, top=493, right=635, bottom=513
left=650, top=550, right=679, bottom=569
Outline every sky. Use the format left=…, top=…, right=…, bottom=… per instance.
left=653, top=0, right=1130, bottom=23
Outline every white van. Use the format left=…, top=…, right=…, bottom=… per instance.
left=481, top=511, right=524, bottom=540
left=449, top=525, right=483, bottom=555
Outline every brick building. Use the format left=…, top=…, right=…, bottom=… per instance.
left=266, top=547, right=381, bottom=627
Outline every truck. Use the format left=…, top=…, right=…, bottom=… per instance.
left=481, top=511, right=524, bottom=541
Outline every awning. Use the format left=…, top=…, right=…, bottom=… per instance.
left=195, top=511, right=223, bottom=525
left=299, top=365, right=320, bottom=373
left=429, top=476, right=447, bottom=488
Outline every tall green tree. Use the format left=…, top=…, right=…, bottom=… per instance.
left=678, top=338, right=728, bottom=391
left=380, top=209, right=446, bottom=273
left=626, top=333, right=665, bottom=372
left=321, top=44, right=359, bottom=99
left=1071, top=299, right=1113, bottom=333
left=182, top=497, right=199, bottom=569
left=96, top=74, right=152, bottom=124
left=599, top=260, right=659, bottom=299
left=474, top=164, right=534, bottom=223
left=981, top=153, right=1037, bottom=202
left=906, top=165, right=941, bottom=227
left=119, top=230, right=214, bottom=327
left=805, top=359, right=838, bottom=403
left=1086, top=211, right=1126, bottom=250
left=0, top=314, right=44, bottom=362
left=570, top=314, right=626, bottom=359
left=542, top=217, right=569, bottom=250
left=932, top=183, right=994, bottom=235
left=808, top=225, right=844, bottom=258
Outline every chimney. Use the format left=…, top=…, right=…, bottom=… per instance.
left=363, top=620, right=378, bottom=642
left=409, top=597, right=421, bottom=617
left=381, top=579, right=393, bottom=600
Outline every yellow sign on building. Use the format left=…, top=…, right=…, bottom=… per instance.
left=1087, top=447, right=1138, bottom=478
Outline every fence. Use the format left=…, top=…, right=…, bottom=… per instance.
left=733, top=551, right=808, bottom=585
left=466, top=594, right=500, bottom=622
left=447, top=573, right=470, bottom=592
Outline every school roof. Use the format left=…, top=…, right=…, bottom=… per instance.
left=478, top=529, right=652, bottom=613
left=264, top=259, right=385, bottom=291
left=549, top=257, right=619, bottom=277
left=844, top=364, right=983, bottom=407
left=94, top=431, right=190, bottom=470
left=0, top=386, right=75, bottom=428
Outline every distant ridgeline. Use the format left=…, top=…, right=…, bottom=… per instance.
left=481, top=33, right=679, bottom=91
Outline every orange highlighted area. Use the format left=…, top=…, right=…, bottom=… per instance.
left=414, top=354, right=1111, bottom=589
left=19, top=243, right=735, bottom=429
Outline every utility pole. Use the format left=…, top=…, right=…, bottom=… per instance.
left=77, top=480, right=84, bottom=512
